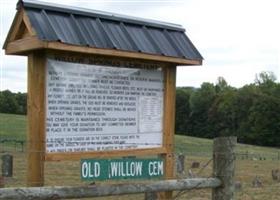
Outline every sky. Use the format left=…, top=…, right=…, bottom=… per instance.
left=0, top=0, right=280, bottom=92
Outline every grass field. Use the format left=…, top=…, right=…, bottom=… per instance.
left=0, top=113, right=26, bottom=140
left=0, top=113, right=280, bottom=199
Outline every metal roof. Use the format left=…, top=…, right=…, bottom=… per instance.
left=18, top=0, right=203, bottom=61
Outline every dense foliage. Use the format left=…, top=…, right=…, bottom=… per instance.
left=0, top=90, right=27, bottom=115
left=176, top=72, right=280, bottom=147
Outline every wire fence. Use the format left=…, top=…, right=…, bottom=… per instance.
left=0, top=137, right=280, bottom=200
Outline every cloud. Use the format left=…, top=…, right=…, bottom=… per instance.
left=0, top=55, right=27, bottom=92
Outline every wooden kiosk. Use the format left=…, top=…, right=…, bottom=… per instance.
left=3, top=0, right=202, bottom=198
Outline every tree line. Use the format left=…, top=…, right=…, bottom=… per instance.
left=176, top=72, right=280, bottom=147
left=0, top=90, right=27, bottom=115
left=1, top=71, right=279, bottom=146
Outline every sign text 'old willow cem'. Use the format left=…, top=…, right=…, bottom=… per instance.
left=81, top=158, right=164, bottom=180
left=3, top=0, right=202, bottom=191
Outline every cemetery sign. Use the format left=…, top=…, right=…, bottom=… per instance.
left=3, top=0, right=202, bottom=190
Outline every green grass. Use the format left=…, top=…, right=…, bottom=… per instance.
left=0, top=113, right=26, bottom=140
left=175, top=134, right=280, bottom=159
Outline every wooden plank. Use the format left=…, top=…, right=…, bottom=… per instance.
left=21, top=28, right=31, bottom=39
left=45, top=147, right=167, bottom=161
left=0, top=178, right=222, bottom=200
left=212, top=136, right=237, bottom=200
left=5, top=36, right=45, bottom=55
left=158, top=66, right=177, bottom=199
left=27, top=52, right=46, bottom=187
left=46, top=42, right=202, bottom=65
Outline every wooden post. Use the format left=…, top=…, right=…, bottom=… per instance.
left=27, top=52, right=46, bottom=187
left=158, top=66, right=176, bottom=200
left=212, top=136, right=236, bottom=200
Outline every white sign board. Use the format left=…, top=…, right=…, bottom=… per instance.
left=46, top=59, right=164, bottom=153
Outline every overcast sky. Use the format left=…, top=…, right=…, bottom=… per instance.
left=0, top=0, right=279, bottom=92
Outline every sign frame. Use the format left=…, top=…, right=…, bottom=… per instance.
left=27, top=51, right=176, bottom=191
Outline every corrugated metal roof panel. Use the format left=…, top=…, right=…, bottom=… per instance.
left=148, top=28, right=179, bottom=57
left=22, top=1, right=203, bottom=61
left=75, top=17, right=104, bottom=48
left=169, top=31, right=203, bottom=60
left=102, top=20, right=134, bottom=51
left=47, top=11, right=80, bottom=45
left=124, top=24, right=159, bottom=54
left=19, top=0, right=185, bottom=31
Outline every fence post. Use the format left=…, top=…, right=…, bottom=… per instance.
left=212, top=136, right=236, bottom=200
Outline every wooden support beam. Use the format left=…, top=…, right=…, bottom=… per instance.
left=27, top=52, right=46, bottom=187
left=0, top=178, right=222, bottom=200
left=5, top=36, right=45, bottom=55
left=46, top=42, right=201, bottom=65
left=158, top=66, right=176, bottom=200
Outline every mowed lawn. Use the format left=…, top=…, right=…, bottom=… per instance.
left=0, top=113, right=280, bottom=200
left=0, top=113, right=26, bottom=140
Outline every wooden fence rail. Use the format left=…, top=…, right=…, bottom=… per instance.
left=0, top=178, right=221, bottom=200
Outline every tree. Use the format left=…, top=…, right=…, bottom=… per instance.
left=189, top=82, right=217, bottom=138
left=0, top=90, right=19, bottom=114
left=248, top=94, right=280, bottom=146
left=175, top=87, right=193, bottom=134
left=215, top=76, right=229, bottom=93
left=15, top=92, right=27, bottom=114
left=208, top=88, right=238, bottom=137
left=230, top=84, right=258, bottom=143
left=255, top=71, right=277, bottom=95
left=255, top=71, right=276, bottom=85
